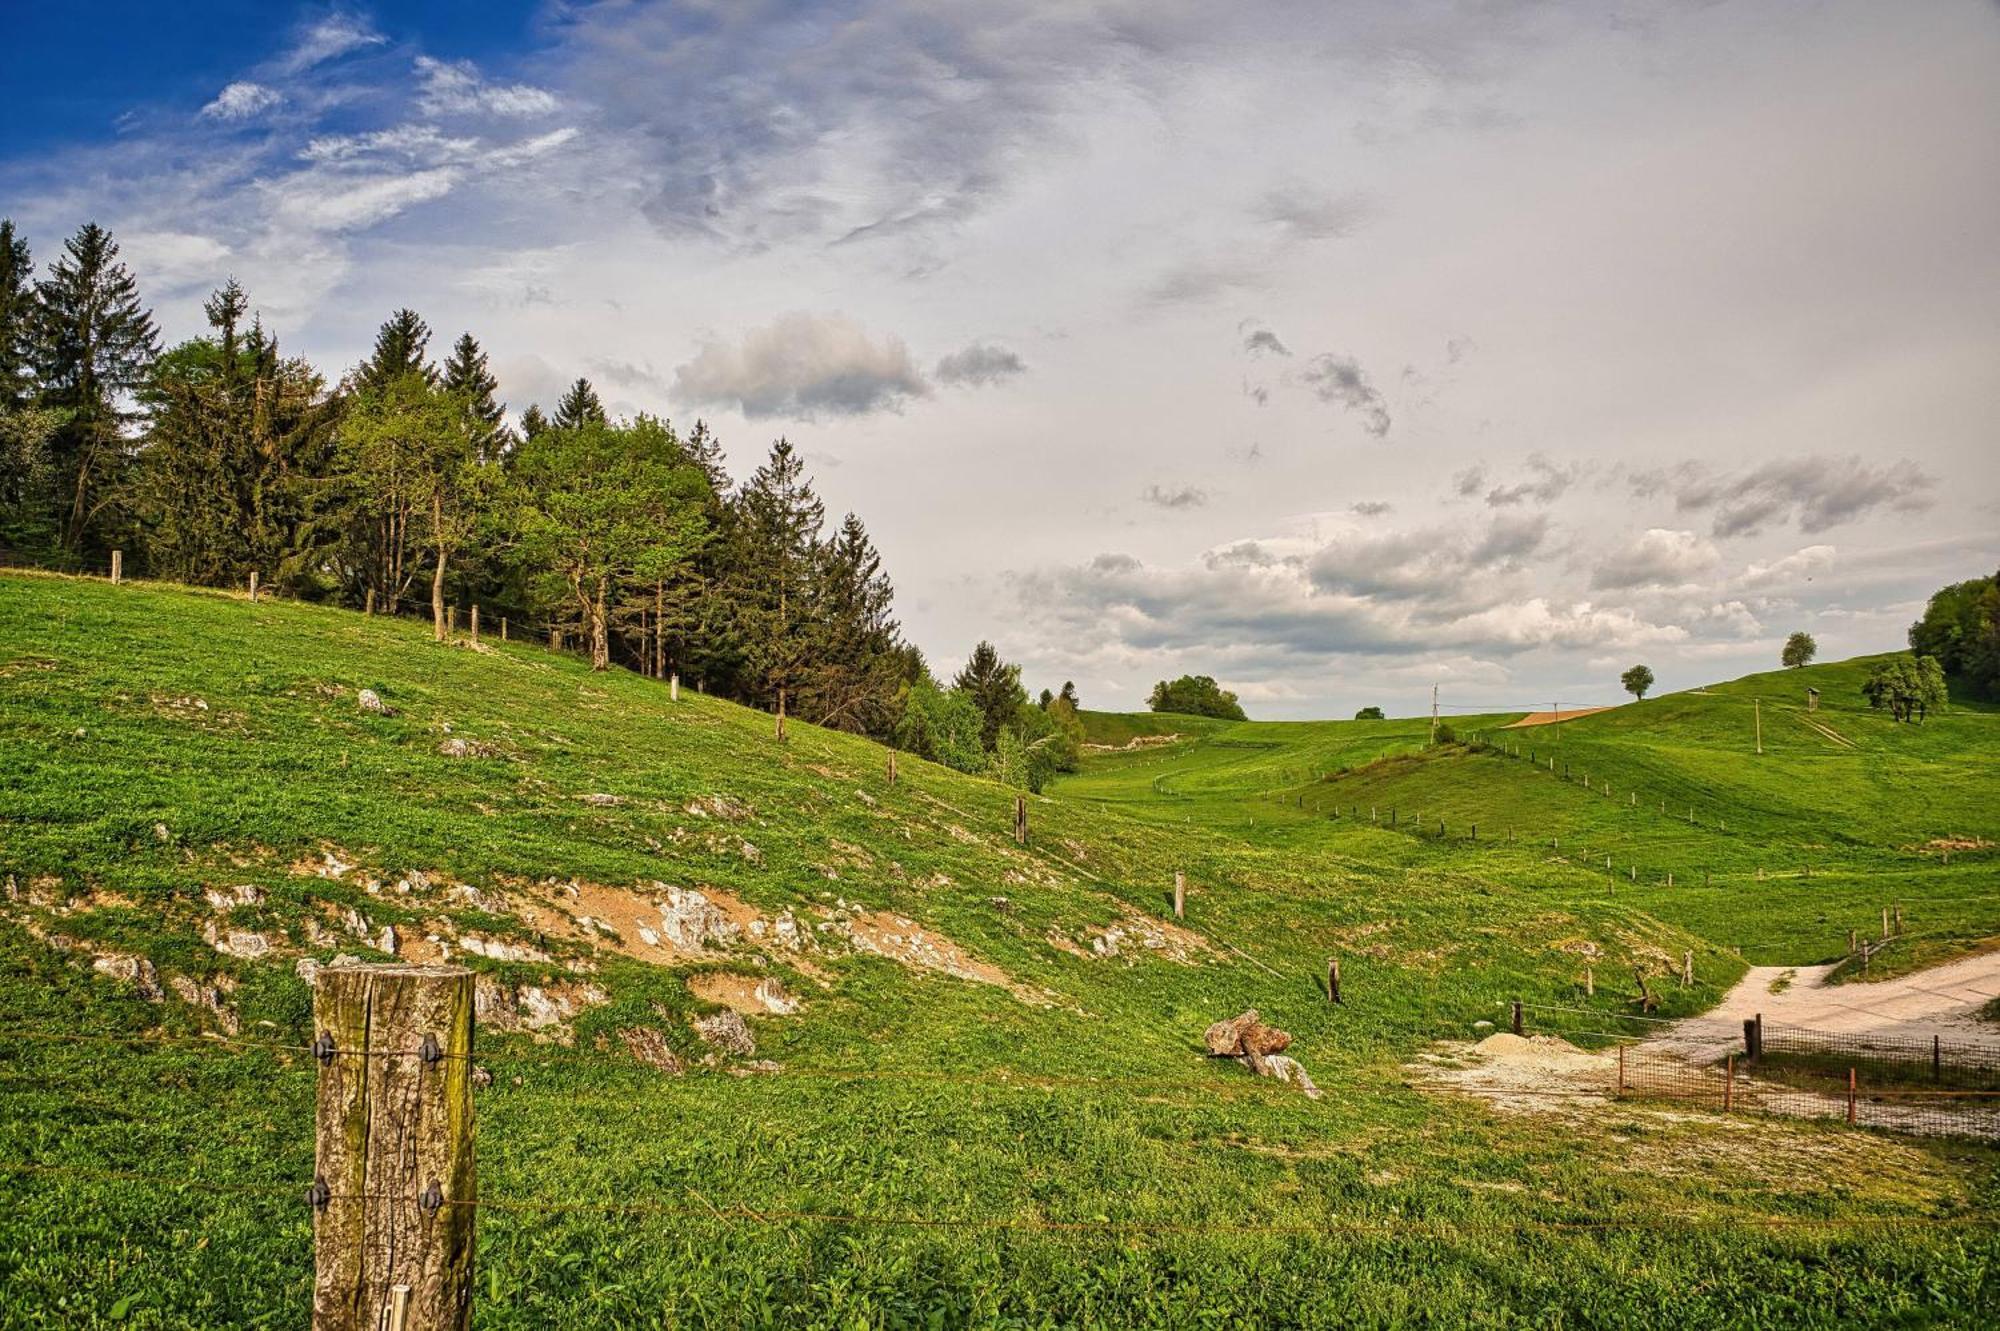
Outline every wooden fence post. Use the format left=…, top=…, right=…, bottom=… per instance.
left=1584, top=966, right=1594, bottom=997
left=469, top=605, right=479, bottom=643
left=1846, top=1068, right=1857, bottom=1125
left=1881, top=906, right=1890, bottom=941
left=110, top=549, right=122, bottom=584
left=365, top=588, right=375, bottom=616
left=311, top=963, right=475, bottom=1331
left=1617, top=1044, right=1626, bottom=1094
left=249, top=570, right=259, bottom=602
left=1681, top=951, right=1693, bottom=987
left=500, top=617, right=508, bottom=642
left=1173, top=870, right=1185, bottom=920
left=775, top=691, right=787, bottom=741
left=549, top=626, right=560, bottom=651
left=670, top=673, right=679, bottom=703
left=1328, top=956, right=1341, bottom=1005
left=1724, top=1054, right=1734, bottom=1112
left=886, top=752, right=898, bottom=786
left=1510, top=1000, right=1523, bottom=1036
left=1013, top=795, right=1028, bottom=846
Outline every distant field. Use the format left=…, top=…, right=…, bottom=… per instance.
left=3, top=572, right=1998, bottom=1327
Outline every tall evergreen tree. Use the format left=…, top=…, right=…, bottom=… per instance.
left=441, top=332, right=506, bottom=459
left=953, top=641, right=1026, bottom=751
left=353, top=309, right=435, bottom=393
left=799, top=512, right=907, bottom=735
left=518, top=403, right=549, bottom=441
left=552, top=377, right=607, bottom=430
left=0, top=220, right=34, bottom=409
left=32, top=222, right=159, bottom=551
left=683, top=418, right=731, bottom=496
left=728, top=438, right=824, bottom=721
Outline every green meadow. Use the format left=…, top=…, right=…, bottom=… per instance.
left=3, top=571, right=1998, bottom=1328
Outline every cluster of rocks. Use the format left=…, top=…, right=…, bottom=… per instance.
left=1204, top=1009, right=1323, bottom=1098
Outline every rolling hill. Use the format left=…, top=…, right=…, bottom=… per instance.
left=2, top=570, right=1996, bottom=1327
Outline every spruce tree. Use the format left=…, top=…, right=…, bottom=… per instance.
left=32, top=222, right=159, bottom=551
left=353, top=309, right=435, bottom=393
left=729, top=438, right=824, bottom=719
left=800, top=511, right=906, bottom=735
left=683, top=418, right=732, bottom=496
left=953, top=641, right=1026, bottom=751
left=518, top=403, right=549, bottom=440
left=442, top=332, right=506, bottom=459
left=552, top=377, right=607, bottom=429
left=0, top=220, right=34, bottom=409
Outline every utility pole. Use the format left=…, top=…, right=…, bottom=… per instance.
left=1754, top=697, right=1762, bottom=755
left=1554, top=700, right=1561, bottom=744
left=1429, top=684, right=1439, bottom=746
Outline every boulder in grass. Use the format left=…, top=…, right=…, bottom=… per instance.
left=1246, top=1050, right=1323, bottom=1099
left=693, top=1009, right=755, bottom=1056
left=357, top=688, right=387, bottom=714
left=1204, top=1008, right=1291, bottom=1057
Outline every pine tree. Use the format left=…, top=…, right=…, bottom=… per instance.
left=683, top=418, right=732, bottom=496
left=32, top=222, right=159, bottom=551
left=799, top=512, right=907, bottom=735
left=552, top=377, right=607, bottom=430
left=1058, top=680, right=1079, bottom=709
left=0, top=220, right=34, bottom=409
left=518, top=403, right=549, bottom=440
left=953, top=641, right=1026, bottom=751
left=441, top=332, right=506, bottom=459
left=353, top=309, right=435, bottom=393
left=728, top=438, right=824, bottom=720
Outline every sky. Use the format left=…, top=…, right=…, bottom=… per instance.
left=4, top=1, right=1996, bottom=718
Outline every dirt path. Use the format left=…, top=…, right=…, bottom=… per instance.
left=1648, top=951, right=2000, bottom=1061
left=1502, top=706, right=1614, bottom=729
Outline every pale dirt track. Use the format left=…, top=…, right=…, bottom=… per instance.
left=1502, top=706, right=1614, bottom=728
left=1647, top=950, right=2000, bottom=1062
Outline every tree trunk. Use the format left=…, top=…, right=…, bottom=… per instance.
left=591, top=584, right=610, bottom=670
left=431, top=504, right=448, bottom=642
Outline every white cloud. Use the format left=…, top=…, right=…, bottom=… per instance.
left=200, top=82, right=283, bottom=122
left=280, top=14, right=386, bottom=74
left=1592, top=529, right=1721, bottom=590
left=415, top=57, right=559, bottom=118
left=934, top=343, right=1026, bottom=388
left=673, top=313, right=931, bottom=419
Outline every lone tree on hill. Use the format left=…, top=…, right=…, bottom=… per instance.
left=1862, top=655, right=1947, bottom=723
left=1354, top=705, right=1385, bottom=720
left=1782, top=631, right=1817, bottom=669
left=1147, top=674, right=1246, bottom=720
left=1621, top=664, right=1654, bottom=700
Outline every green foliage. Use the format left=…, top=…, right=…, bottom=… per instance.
left=1861, top=654, right=1948, bottom=722
left=1354, top=706, right=1385, bottom=721
left=1781, top=631, right=1817, bottom=669
left=505, top=415, right=708, bottom=669
left=351, top=308, right=436, bottom=393
left=441, top=332, right=508, bottom=461
left=1621, top=664, right=1654, bottom=700
left=551, top=377, right=607, bottom=430
left=1432, top=721, right=1457, bottom=745
left=953, top=641, right=1026, bottom=751
left=1909, top=571, right=2000, bottom=700
left=31, top=222, right=160, bottom=552
left=892, top=677, right=985, bottom=773
left=1146, top=674, right=1246, bottom=720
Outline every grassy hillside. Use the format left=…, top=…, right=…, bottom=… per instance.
left=3, top=572, right=1998, bottom=1327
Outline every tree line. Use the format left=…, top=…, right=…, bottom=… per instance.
left=0, top=218, right=1088, bottom=787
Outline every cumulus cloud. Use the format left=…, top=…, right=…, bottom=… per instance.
left=1256, top=185, right=1370, bottom=241
left=673, top=312, right=931, bottom=418
left=1141, top=484, right=1207, bottom=510
left=1632, top=455, right=1935, bottom=537
left=415, top=57, right=559, bottom=118
left=1591, top=528, right=1721, bottom=590
left=1300, top=353, right=1390, bottom=437
left=200, top=82, right=283, bottom=121
left=934, top=342, right=1026, bottom=388
left=1733, top=544, right=1836, bottom=591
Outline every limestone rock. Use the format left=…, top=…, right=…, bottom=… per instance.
left=1204, top=1009, right=1290, bottom=1057
left=619, top=1026, right=685, bottom=1073
left=357, top=688, right=387, bottom=714
left=656, top=885, right=740, bottom=951
left=92, top=952, right=162, bottom=1001
left=693, top=1009, right=755, bottom=1056
left=1246, top=1051, right=1324, bottom=1099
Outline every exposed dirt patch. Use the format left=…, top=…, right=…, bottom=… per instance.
left=1081, top=733, right=1184, bottom=752
left=1062, top=912, right=1211, bottom=965
left=1502, top=707, right=1614, bottom=729
left=689, top=972, right=801, bottom=1015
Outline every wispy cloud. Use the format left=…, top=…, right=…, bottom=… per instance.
left=1300, top=353, right=1390, bottom=437
left=934, top=342, right=1026, bottom=388
left=200, top=82, right=283, bottom=122
left=1141, top=484, right=1208, bottom=510
left=415, top=57, right=559, bottom=118
left=278, top=13, right=386, bottom=75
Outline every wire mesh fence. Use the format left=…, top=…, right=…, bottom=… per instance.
left=1613, top=1046, right=2000, bottom=1140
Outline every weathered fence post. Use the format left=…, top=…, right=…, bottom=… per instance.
left=1584, top=966, right=1594, bottom=997
left=886, top=752, right=898, bottom=786
left=1328, top=956, right=1341, bottom=1005
left=500, top=617, right=507, bottom=643
left=110, top=549, right=122, bottom=584
left=1742, top=1017, right=1758, bottom=1061
left=469, top=605, right=479, bottom=643
left=1173, top=870, right=1185, bottom=920
left=1681, top=951, right=1693, bottom=987
left=249, top=570, right=259, bottom=602
left=1933, top=1035, right=1942, bottom=1082
left=1510, top=1000, right=1523, bottom=1036
left=1724, top=1054, right=1734, bottom=1112
left=312, top=963, right=475, bottom=1331
left=549, top=626, right=560, bottom=651
left=1881, top=906, right=1890, bottom=941
left=775, top=691, right=787, bottom=741
left=365, top=588, right=375, bottom=616
left=1846, top=1068, right=1857, bottom=1126
left=1617, top=1044, right=1626, bottom=1094
left=670, top=673, right=680, bottom=703
left=1013, top=795, right=1028, bottom=846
